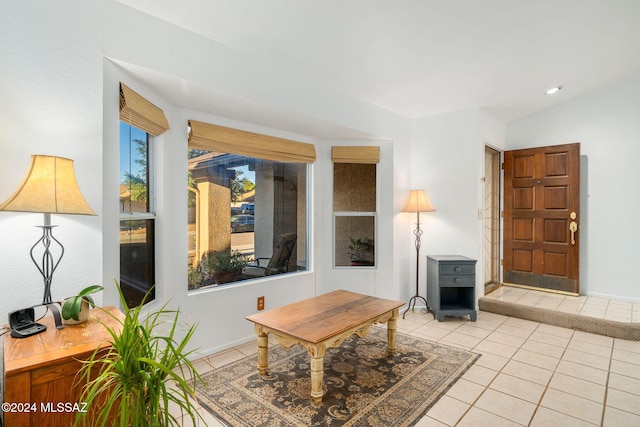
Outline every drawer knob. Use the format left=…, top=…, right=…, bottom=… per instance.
left=454, top=277, right=461, bottom=283
left=454, top=267, right=462, bottom=273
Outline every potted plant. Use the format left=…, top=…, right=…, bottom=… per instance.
left=203, top=249, right=248, bottom=284
left=348, top=237, right=374, bottom=266
left=61, top=285, right=104, bottom=325
left=74, top=281, right=205, bottom=427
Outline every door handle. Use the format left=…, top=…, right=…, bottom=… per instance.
left=569, top=221, right=578, bottom=245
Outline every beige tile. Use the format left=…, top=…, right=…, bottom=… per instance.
left=513, top=348, right=560, bottom=371
left=474, top=339, right=519, bottom=359
left=548, top=372, right=606, bottom=403
left=489, top=372, right=545, bottom=404
left=535, top=298, right=563, bottom=310
left=572, top=330, right=614, bottom=348
left=462, top=364, right=499, bottom=386
left=485, top=330, right=527, bottom=347
left=235, top=340, right=258, bottom=355
left=612, top=347, right=640, bottom=365
left=191, top=357, right=215, bottom=375
left=501, top=359, right=553, bottom=386
left=535, top=323, right=575, bottom=339
left=411, top=324, right=451, bottom=340
left=540, top=388, right=603, bottom=425
left=475, top=388, right=536, bottom=425
left=530, top=407, right=599, bottom=427
left=608, top=372, right=640, bottom=396
left=521, top=339, right=566, bottom=358
left=494, top=323, right=535, bottom=339
left=431, top=318, right=469, bottom=331
left=563, top=348, right=610, bottom=370
left=568, top=339, right=613, bottom=358
left=606, top=388, right=640, bottom=415
left=474, top=352, right=509, bottom=371
left=208, top=348, right=246, bottom=368
left=456, top=324, right=494, bottom=339
left=439, top=331, right=482, bottom=349
left=475, top=310, right=508, bottom=324
left=397, top=317, right=427, bottom=333
left=602, top=406, right=640, bottom=427
left=614, top=338, right=640, bottom=354
left=457, top=407, right=522, bottom=427
left=445, top=378, right=486, bottom=404
left=579, top=308, right=606, bottom=319
left=413, top=415, right=449, bottom=427
left=555, top=360, right=609, bottom=385
left=425, top=395, right=470, bottom=426
left=503, top=316, right=540, bottom=330
left=610, top=359, right=640, bottom=380
left=529, top=329, right=572, bottom=347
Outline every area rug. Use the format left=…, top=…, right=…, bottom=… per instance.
left=196, top=327, right=480, bottom=426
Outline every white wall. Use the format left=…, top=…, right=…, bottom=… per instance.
left=0, top=0, right=412, bottom=357
left=506, top=74, right=640, bottom=301
left=410, top=109, right=506, bottom=306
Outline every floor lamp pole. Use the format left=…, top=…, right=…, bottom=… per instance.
left=403, top=211, right=428, bottom=318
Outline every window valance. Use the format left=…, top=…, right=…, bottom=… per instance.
left=188, top=120, right=316, bottom=163
left=331, top=146, right=380, bottom=164
left=119, top=83, right=170, bottom=136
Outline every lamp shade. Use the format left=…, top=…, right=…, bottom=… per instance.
left=402, top=189, right=436, bottom=213
left=0, top=155, right=96, bottom=215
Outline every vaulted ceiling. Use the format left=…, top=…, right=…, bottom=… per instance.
left=117, top=0, right=640, bottom=124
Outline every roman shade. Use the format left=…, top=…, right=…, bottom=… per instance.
left=119, top=83, right=170, bottom=136
left=188, top=120, right=316, bottom=163
left=331, top=146, right=380, bottom=164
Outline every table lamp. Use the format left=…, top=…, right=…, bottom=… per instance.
left=0, top=155, right=96, bottom=305
left=401, top=189, right=435, bottom=318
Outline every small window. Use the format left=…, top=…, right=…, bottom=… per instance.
left=119, top=122, right=155, bottom=306
left=333, top=161, right=377, bottom=267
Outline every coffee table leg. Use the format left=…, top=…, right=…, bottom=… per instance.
left=256, top=328, right=269, bottom=375
left=387, top=308, right=399, bottom=354
left=310, top=354, right=324, bottom=403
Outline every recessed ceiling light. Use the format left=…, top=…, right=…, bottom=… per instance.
left=545, top=86, right=563, bottom=95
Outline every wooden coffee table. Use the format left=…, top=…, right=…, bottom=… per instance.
left=246, top=290, right=404, bottom=403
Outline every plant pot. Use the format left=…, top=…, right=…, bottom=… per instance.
left=62, top=299, right=90, bottom=325
left=212, top=271, right=240, bottom=284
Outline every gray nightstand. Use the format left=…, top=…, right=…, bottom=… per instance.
left=427, top=255, right=477, bottom=321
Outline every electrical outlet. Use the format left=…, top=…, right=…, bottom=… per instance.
left=257, top=296, right=265, bottom=311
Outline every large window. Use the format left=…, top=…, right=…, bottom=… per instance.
left=120, top=122, right=155, bottom=307
left=187, top=121, right=313, bottom=290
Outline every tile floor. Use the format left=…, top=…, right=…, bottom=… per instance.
left=482, top=286, right=640, bottom=323
left=190, top=287, right=640, bottom=426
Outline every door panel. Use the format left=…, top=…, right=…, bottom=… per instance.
left=503, top=143, right=580, bottom=294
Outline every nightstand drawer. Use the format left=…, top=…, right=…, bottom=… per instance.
left=439, top=275, right=475, bottom=287
left=439, top=263, right=475, bottom=275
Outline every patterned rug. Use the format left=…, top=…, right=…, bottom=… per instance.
left=196, top=327, right=479, bottom=426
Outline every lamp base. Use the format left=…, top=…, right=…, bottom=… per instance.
left=402, top=294, right=428, bottom=319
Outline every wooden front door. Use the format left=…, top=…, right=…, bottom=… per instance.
left=503, top=143, right=580, bottom=294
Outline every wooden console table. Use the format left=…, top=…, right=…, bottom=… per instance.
left=246, top=290, right=404, bottom=403
left=3, top=306, right=122, bottom=427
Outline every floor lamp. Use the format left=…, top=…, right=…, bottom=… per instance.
left=401, top=189, right=435, bottom=318
left=0, top=155, right=96, bottom=308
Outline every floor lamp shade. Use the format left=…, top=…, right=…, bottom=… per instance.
left=402, top=189, right=436, bottom=213
left=0, top=155, right=96, bottom=216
